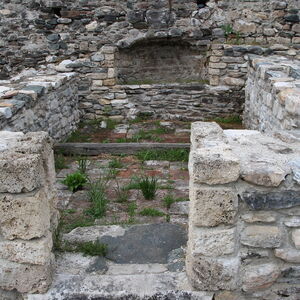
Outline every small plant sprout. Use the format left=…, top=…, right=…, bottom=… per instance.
left=77, top=156, right=89, bottom=174
left=109, top=158, right=123, bottom=169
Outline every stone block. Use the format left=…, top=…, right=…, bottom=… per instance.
left=292, top=229, right=300, bottom=249
left=190, top=121, right=225, bottom=150
left=241, top=225, right=282, bottom=248
left=241, top=190, right=300, bottom=210
left=0, top=258, right=53, bottom=293
left=0, top=153, right=44, bottom=193
left=189, top=226, right=236, bottom=257
left=242, top=263, right=280, bottom=292
left=241, top=211, right=277, bottom=223
left=223, top=77, right=245, bottom=86
left=0, top=189, right=50, bottom=240
left=186, top=255, right=239, bottom=291
left=190, top=187, right=238, bottom=227
left=240, top=163, right=286, bottom=187
left=274, top=248, right=300, bottom=263
left=0, top=233, right=52, bottom=265
left=189, top=147, right=240, bottom=185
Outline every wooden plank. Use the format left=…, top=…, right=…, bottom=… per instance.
left=55, top=143, right=191, bottom=156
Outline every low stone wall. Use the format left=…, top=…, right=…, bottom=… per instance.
left=81, top=82, right=244, bottom=122
left=0, top=131, right=58, bottom=295
left=244, top=55, right=300, bottom=132
left=187, top=122, right=300, bottom=298
left=208, top=44, right=300, bottom=87
left=0, top=71, right=80, bottom=141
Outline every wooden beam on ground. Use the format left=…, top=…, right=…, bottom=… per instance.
left=54, top=143, right=191, bottom=156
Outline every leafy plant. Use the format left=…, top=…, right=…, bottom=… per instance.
left=114, top=178, right=130, bottom=203
left=86, top=178, right=108, bottom=218
left=75, top=241, right=107, bottom=256
left=136, top=149, right=189, bottom=162
left=77, top=156, right=89, bottom=174
left=139, top=208, right=165, bottom=217
left=139, top=176, right=158, bottom=200
left=62, top=172, right=87, bottom=192
left=109, top=158, right=123, bottom=169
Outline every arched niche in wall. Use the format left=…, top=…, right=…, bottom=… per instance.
left=115, top=38, right=208, bottom=84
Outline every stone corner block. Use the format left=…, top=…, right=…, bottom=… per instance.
left=189, top=148, right=240, bottom=185
left=190, top=187, right=238, bottom=227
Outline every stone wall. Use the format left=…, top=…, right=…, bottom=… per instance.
left=0, top=70, right=80, bottom=141
left=187, top=122, right=300, bottom=298
left=0, top=0, right=299, bottom=80
left=244, top=55, right=300, bottom=132
left=0, top=131, right=58, bottom=295
left=207, top=44, right=300, bottom=87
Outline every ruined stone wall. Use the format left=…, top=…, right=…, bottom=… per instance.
left=0, top=71, right=80, bottom=141
left=0, top=131, right=58, bottom=295
left=187, top=122, right=300, bottom=299
left=244, top=55, right=300, bottom=132
left=0, top=0, right=299, bottom=80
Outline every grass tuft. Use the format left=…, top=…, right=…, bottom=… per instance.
left=136, top=149, right=189, bottom=162
left=139, top=176, right=158, bottom=200
left=139, top=208, right=165, bottom=217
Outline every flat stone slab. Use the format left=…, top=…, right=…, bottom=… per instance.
left=99, top=223, right=187, bottom=264
left=27, top=273, right=213, bottom=300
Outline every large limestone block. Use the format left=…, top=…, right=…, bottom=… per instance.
left=0, top=258, right=53, bottom=293
left=189, top=226, right=236, bottom=257
left=0, top=233, right=52, bottom=265
left=242, top=263, right=280, bottom=292
left=189, top=147, right=240, bottom=185
left=190, top=187, right=238, bottom=227
left=186, top=255, right=239, bottom=291
left=190, top=122, right=226, bottom=150
left=241, top=225, right=282, bottom=248
left=0, top=153, right=44, bottom=193
left=0, top=189, right=50, bottom=240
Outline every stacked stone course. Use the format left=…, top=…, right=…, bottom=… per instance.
left=244, top=55, right=300, bottom=132
left=187, top=122, right=300, bottom=298
left=0, top=131, right=58, bottom=294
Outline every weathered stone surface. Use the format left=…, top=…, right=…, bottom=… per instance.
left=99, top=224, right=187, bottom=264
left=0, top=233, right=52, bottom=265
left=0, top=189, right=50, bottom=240
left=189, top=226, right=236, bottom=257
left=241, top=225, right=281, bottom=248
left=190, top=147, right=240, bottom=185
left=0, top=258, right=53, bottom=293
left=186, top=256, right=239, bottom=291
left=292, top=229, right=300, bottom=249
left=241, top=163, right=286, bottom=187
left=242, top=263, right=280, bottom=292
left=241, top=191, right=300, bottom=210
left=190, top=187, right=238, bottom=227
left=241, top=211, right=277, bottom=223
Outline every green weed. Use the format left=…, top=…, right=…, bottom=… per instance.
left=109, top=158, right=123, bottom=169
left=127, top=202, right=137, bottom=223
left=136, top=149, right=189, bottom=162
left=75, top=241, right=107, bottom=256
left=55, top=153, right=68, bottom=170
left=65, top=131, right=90, bottom=143
left=139, top=208, right=165, bottom=217
left=163, top=195, right=189, bottom=209
left=62, top=172, right=87, bottom=192
left=139, top=176, right=158, bottom=200
left=213, top=115, right=242, bottom=124
left=106, top=119, right=117, bottom=130
left=77, top=157, right=89, bottom=174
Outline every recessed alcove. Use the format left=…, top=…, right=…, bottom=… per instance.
left=116, top=39, right=207, bottom=84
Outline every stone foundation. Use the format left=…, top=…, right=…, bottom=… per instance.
left=0, top=71, right=79, bottom=141
left=187, top=122, right=300, bottom=298
left=244, top=55, right=300, bottom=132
left=0, top=131, right=58, bottom=294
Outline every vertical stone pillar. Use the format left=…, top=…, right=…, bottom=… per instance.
left=186, top=122, right=240, bottom=291
left=0, top=131, right=58, bottom=294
